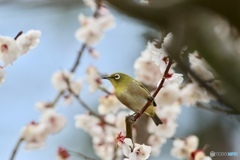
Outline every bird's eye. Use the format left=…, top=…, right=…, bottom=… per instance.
left=114, top=74, right=120, bottom=80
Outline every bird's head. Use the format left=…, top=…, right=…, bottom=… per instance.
left=102, top=72, right=132, bottom=88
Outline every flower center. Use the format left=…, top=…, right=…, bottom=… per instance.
left=1, top=44, right=8, bottom=53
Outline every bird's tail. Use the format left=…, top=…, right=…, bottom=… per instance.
left=151, top=113, right=163, bottom=126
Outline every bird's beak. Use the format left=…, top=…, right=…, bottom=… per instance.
left=101, top=75, right=110, bottom=79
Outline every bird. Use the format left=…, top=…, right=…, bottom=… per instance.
left=102, top=72, right=163, bottom=126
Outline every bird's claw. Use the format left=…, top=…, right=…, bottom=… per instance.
left=148, top=96, right=157, bottom=106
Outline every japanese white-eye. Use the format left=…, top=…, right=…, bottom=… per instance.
left=102, top=72, right=163, bottom=126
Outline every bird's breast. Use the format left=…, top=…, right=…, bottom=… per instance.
left=116, top=87, right=147, bottom=112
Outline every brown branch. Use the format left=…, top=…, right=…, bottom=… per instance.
left=68, top=150, right=96, bottom=160
left=64, top=75, right=115, bottom=126
left=98, top=86, right=112, bottom=95
left=125, top=58, right=173, bottom=143
left=73, top=94, right=115, bottom=127
left=14, top=31, right=23, bottom=40
left=9, top=138, right=23, bottom=160
left=74, top=94, right=102, bottom=119
left=70, top=44, right=87, bottom=72
left=70, top=0, right=102, bottom=73
left=133, top=58, right=174, bottom=121
left=125, top=115, right=134, bottom=139
left=10, top=1, right=105, bottom=160
left=196, top=102, right=240, bottom=115
left=49, top=91, right=65, bottom=107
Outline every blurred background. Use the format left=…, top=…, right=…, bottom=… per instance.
left=0, top=1, right=239, bottom=160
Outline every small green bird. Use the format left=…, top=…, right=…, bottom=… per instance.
left=102, top=72, right=163, bottom=126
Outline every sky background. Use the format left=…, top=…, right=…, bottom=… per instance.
left=0, top=1, right=239, bottom=160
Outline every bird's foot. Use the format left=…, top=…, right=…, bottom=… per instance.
left=147, top=96, right=157, bottom=106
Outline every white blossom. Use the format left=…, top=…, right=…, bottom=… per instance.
left=115, top=111, right=129, bottom=131
left=75, top=14, right=103, bottom=46
left=51, top=70, right=82, bottom=95
left=148, top=134, right=166, bottom=156
left=83, top=0, right=97, bottom=10
left=156, top=103, right=181, bottom=122
left=40, top=109, right=66, bottom=134
left=162, top=32, right=174, bottom=49
left=0, top=67, right=5, bottom=84
left=189, top=51, right=215, bottom=81
left=16, top=30, right=41, bottom=55
left=70, top=78, right=82, bottom=94
left=86, top=65, right=102, bottom=92
left=171, top=135, right=199, bottom=159
left=98, top=8, right=115, bottom=30
left=151, top=33, right=174, bottom=72
left=140, top=0, right=149, bottom=4
left=62, top=94, right=74, bottom=106
left=155, top=85, right=180, bottom=106
left=185, top=135, right=199, bottom=152
left=150, top=120, right=178, bottom=138
left=180, top=83, right=212, bottom=106
left=163, top=73, right=184, bottom=87
left=51, top=70, right=73, bottom=92
left=98, top=94, right=123, bottom=114
left=88, top=48, right=100, bottom=59
left=134, top=42, right=162, bottom=87
left=93, top=142, right=122, bottom=160
left=75, top=10, right=115, bottom=46
left=128, top=144, right=151, bottom=160
left=0, top=36, right=20, bottom=66
left=20, top=122, right=48, bottom=150
left=191, top=150, right=212, bottom=160
left=35, top=101, right=51, bottom=112
left=171, top=139, right=188, bottom=159
left=75, top=113, right=102, bottom=136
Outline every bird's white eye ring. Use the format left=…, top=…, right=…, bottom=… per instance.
left=114, top=74, right=120, bottom=80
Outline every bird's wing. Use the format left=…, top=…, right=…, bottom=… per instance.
left=133, top=80, right=157, bottom=107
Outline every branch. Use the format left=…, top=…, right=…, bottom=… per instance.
left=70, top=0, right=102, bottom=73
left=49, top=91, right=65, bottom=107
left=98, top=86, right=112, bottom=95
left=125, top=58, right=173, bottom=141
left=9, top=138, right=23, bottom=160
left=70, top=44, right=87, bottom=72
left=14, top=31, right=23, bottom=40
left=106, top=0, right=240, bottom=112
left=68, top=150, right=96, bottom=160
left=133, top=58, right=174, bottom=121
left=196, top=102, right=240, bottom=115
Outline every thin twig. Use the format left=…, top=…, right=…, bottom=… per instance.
left=73, top=94, right=115, bottom=127
left=10, top=2, right=104, bottom=160
left=68, top=150, right=96, bottom=160
left=133, top=58, right=174, bottom=121
left=70, top=44, right=87, bottom=72
left=196, top=102, right=240, bottom=115
left=74, top=94, right=102, bottom=118
left=98, top=86, right=112, bottom=95
left=49, top=91, right=65, bottom=107
left=9, top=138, right=23, bottom=160
left=14, top=31, right=23, bottom=40
left=70, top=0, right=102, bottom=73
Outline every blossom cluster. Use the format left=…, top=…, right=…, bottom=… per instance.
left=0, top=30, right=41, bottom=85
left=116, top=132, right=152, bottom=160
left=75, top=96, right=128, bottom=160
left=15, top=0, right=116, bottom=158
left=73, top=31, right=217, bottom=160
left=20, top=108, right=66, bottom=149
left=171, top=135, right=212, bottom=160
